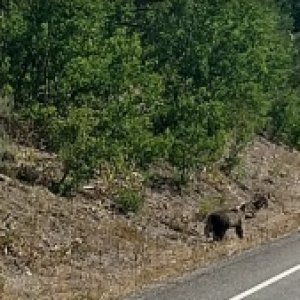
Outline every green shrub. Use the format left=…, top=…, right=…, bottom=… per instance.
left=1, top=0, right=297, bottom=194
left=48, top=106, right=103, bottom=196
left=116, top=188, right=144, bottom=214
left=198, top=197, right=224, bottom=220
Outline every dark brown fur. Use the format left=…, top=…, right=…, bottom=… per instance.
left=204, top=208, right=244, bottom=241
left=240, top=192, right=270, bottom=219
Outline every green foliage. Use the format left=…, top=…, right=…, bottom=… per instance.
left=268, top=32, right=300, bottom=148
left=279, top=99, right=300, bottom=149
left=0, top=86, right=14, bottom=164
left=199, top=197, right=224, bottom=220
left=293, top=1, right=300, bottom=31
left=278, top=0, right=300, bottom=31
left=47, top=106, right=102, bottom=195
left=269, top=91, right=300, bottom=149
left=116, top=187, right=144, bottom=214
left=1, top=0, right=298, bottom=192
left=0, top=85, right=13, bottom=118
left=137, top=0, right=293, bottom=175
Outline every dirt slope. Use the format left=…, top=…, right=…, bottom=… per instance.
left=0, top=136, right=299, bottom=299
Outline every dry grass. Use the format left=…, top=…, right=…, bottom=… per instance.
left=0, top=136, right=300, bottom=299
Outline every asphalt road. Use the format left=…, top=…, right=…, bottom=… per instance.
left=125, top=231, right=300, bottom=300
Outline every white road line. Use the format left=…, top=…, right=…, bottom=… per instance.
left=229, top=264, right=300, bottom=300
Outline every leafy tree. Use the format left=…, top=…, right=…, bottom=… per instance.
left=136, top=0, right=294, bottom=175
left=268, top=32, right=300, bottom=148
left=1, top=0, right=297, bottom=193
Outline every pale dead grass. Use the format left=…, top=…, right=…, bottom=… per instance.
left=108, top=211, right=300, bottom=300
left=0, top=136, right=300, bottom=300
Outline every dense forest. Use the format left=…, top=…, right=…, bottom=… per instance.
left=1, top=0, right=300, bottom=198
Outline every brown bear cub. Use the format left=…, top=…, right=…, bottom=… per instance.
left=204, top=207, right=244, bottom=241
left=239, top=192, right=270, bottom=219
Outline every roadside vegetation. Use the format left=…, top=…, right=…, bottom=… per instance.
left=1, top=2, right=300, bottom=298
left=1, top=0, right=300, bottom=200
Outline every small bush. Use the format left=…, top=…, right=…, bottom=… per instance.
left=0, top=150, right=15, bottom=163
left=198, top=197, right=224, bottom=220
left=116, top=188, right=144, bottom=214
left=16, top=164, right=40, bottom=184
left=47, top=106, right=102, bottom=196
